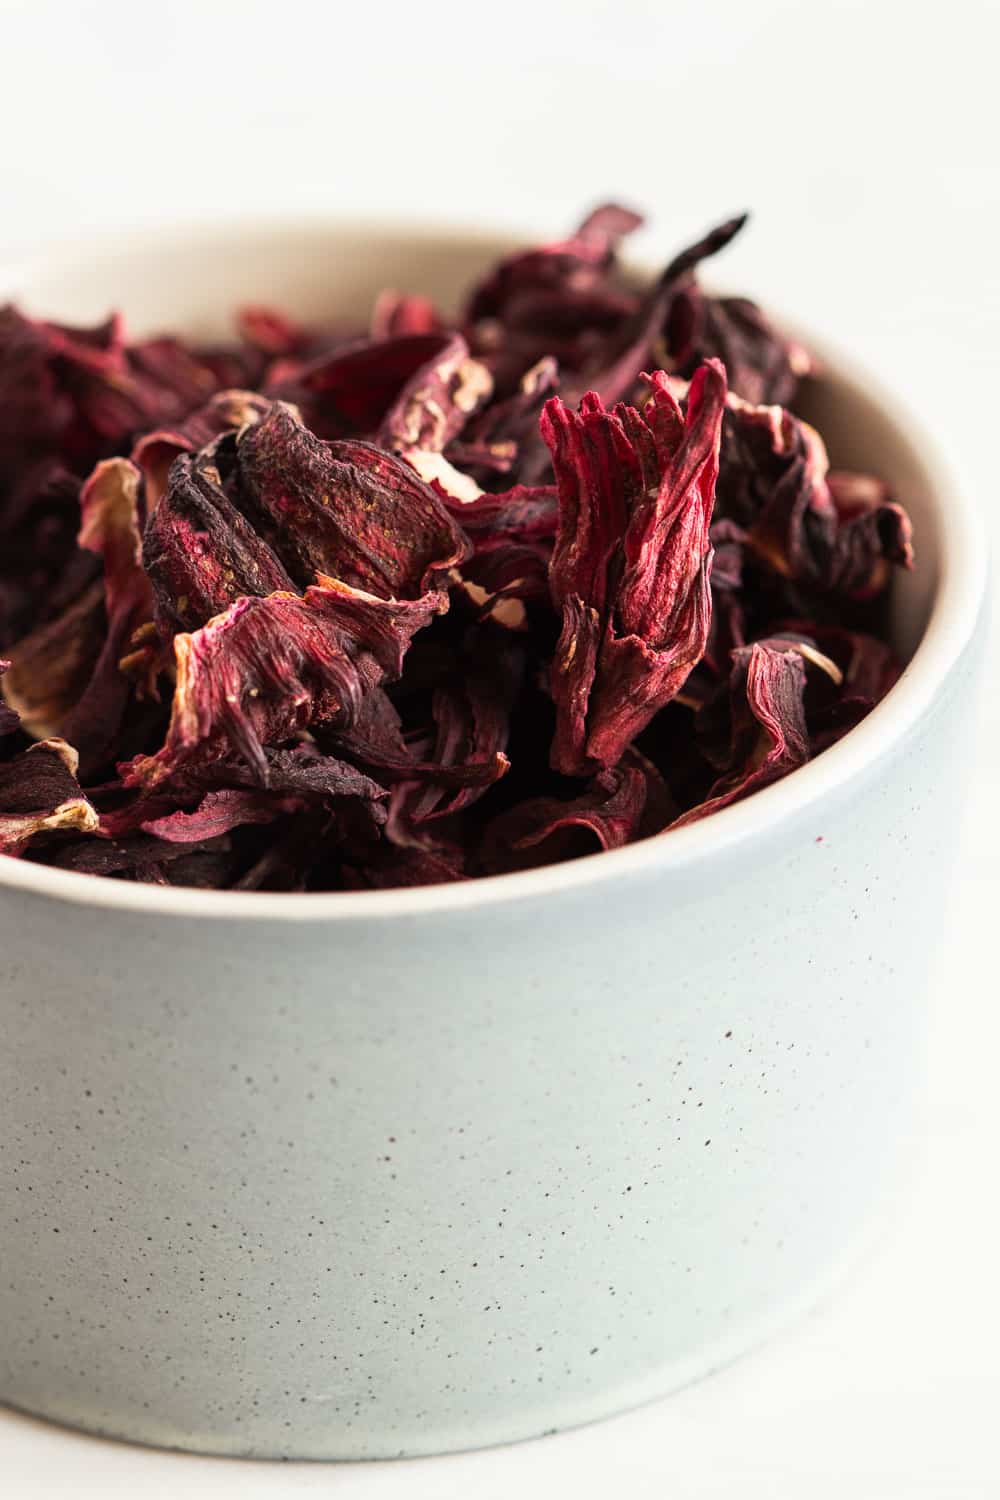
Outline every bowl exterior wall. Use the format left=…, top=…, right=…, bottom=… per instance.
left=0, top=629, right=981, bottom=1459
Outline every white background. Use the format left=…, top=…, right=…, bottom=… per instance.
left=1, top=0, right=998, bottom=1494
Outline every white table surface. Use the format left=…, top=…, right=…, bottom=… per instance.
left=1, top=1, right=998, bottom=1494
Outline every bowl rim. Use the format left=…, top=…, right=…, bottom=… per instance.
left=0, top=217, right=989, bottom=922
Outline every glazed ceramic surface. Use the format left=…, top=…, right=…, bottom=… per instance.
left=0, top=225, right=987, bottom=1459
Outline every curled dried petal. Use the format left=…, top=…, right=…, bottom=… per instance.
left=0, top=737, right=98, bottom=853
left=673, top=642, right=810, bottom=827
left=479, top=761, right=647, bottom=874
left=379, top=333, right=493, bottom=455
left=236, top=403, right=469, bottom=598
left=139, top=788, right=306, bottom=843
left=268, top=333, right=454, bottom=439
left=132, top=389, right=272, bottom=510
left=122, top=581, right=445, bottom=791
left=2, top=580, right=105, bottom=739
left=144, top=448, right=295, bottom=634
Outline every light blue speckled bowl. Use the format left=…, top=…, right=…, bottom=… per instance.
left=0, top=224, right=987, bottom=1459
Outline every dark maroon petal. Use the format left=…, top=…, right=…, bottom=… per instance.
left=378, top=334, right=493, bottom=455
left=626, top=745, right=676, bottom=837
left=446, top=356, right=559, bottom=487
left=3, top=458, right=154, bottom=774
left=401, top=632, right=521, bottom=823
left=717, top=402, right=913, bottom=602
left=0, top=305, right=68, bottom=476
left=122, top=580, right=444, bottom=790
left=188, top=342, right=268, bottom=392
left=155, top=847, right=246, bottom=888
left=323, top=684, right=414, bottom=775
left=139, top=788, right=305, bottom=843
left=132, top=389, right=272, bottom=510
left=479, top=761, right=647, bottom=874
left=825, top=470, right=914, bottom=599
left=672, top=642, right=810, bottom=826
left=126, top=337, right=219, bottom=410
left=716, top=395, right=837, bottom=584
left=0, top=304, right=235, bottom=483
left=438, top=482, right=559, bottom=624
left=763, top=617, right=902, bottom=750
left=231, top=814, right=328, bottom=892
left=465, top=202, right=641, bottom=327
left=0, top=737, right=98, bottom=854
left=268, top=333, right=454, bottom=439
left=1, top=580, right=106, bottom=740
left=814, top=621, right=900, bottom=703
left=143, top=447, right=296, bottom=634
left=218, top=743, right=388, bottom=805
left=667, top=292, right=809, bottom=409
left=548, top=215, right=748, bottom=417
left=102, top=743, right=388, bottom=835
left=343, top=844, right=467, bottom=889
left=236, top=404, right=469, bottom=598
left=28, top=829, right=231, bottom=878
left=0, top=461, right=94, bottom=649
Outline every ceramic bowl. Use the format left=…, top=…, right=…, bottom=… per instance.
left=0, top=223, right=987, bottom=1460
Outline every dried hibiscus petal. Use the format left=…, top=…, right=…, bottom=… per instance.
left=0, top=307, right=225, bottom=478
left=479, top=760, right=647, bottom=874
left=0, top=461, right=95, bottom=648
left=825, top=470, right=914, bottom=599
left=143, top=447, right=295, bottom=634
left=132, top=388, right=272, bottom=510
left=396, top=630, right=521, bottom=825
left=235, top=403, right=469, bottom=599
left=343, top=843, right=467, bottom=890
left=716, top=393, right=837, bottom=583
left=0, top=737, right=98, bottom=853
left=57, top=459, right=156, bottom=773
left=267, top=333, right=455, bottom=440
left=122, top=580, right=445, bottom=790
left=378, top=333, right=493, bottom=456
left=36, top=828, right=231, bottom=879
left=673, top=641, right=810, bottom=827
left=2, top=580, right=106, bottom=740
left=543, top=361, right=727, bottom=773
left=716, top=398, right=913, bottom=604
left=465, top=202, right=642, bottom=329
left=138, top=788, right=307, bottom=843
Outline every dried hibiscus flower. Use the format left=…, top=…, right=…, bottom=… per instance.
left=0, top=205, right=914, bottom=889
left=543, top=361, right=728, bottom=773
